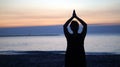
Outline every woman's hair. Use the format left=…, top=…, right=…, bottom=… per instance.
left=70, top=20, right=79, bottom=33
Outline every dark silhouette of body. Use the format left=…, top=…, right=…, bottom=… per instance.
left=63, top=10, right=87, bottom=67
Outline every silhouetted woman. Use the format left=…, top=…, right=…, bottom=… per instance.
left=63, top=10, right=87, bottom=67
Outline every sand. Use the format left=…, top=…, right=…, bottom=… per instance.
left=0, top=51, right=120, bottom=67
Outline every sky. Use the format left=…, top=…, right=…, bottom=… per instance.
left=0, top=0, right=120, bottom=27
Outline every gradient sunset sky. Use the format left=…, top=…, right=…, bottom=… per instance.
left=0, top=0, right=120, bottom=27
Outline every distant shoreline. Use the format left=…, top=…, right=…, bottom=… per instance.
left=0, top=51, right=119, bottom=55
left=0, top=24, right=120, bottom=37
left=0, top=33, right=120, bottom=37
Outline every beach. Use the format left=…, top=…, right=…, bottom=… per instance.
left=0, top=51, right=120, bottom=67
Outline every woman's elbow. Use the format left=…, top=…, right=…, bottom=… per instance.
left=84, top=23, right=87, bottom=27
left=63, top=24, right=67, bottom=28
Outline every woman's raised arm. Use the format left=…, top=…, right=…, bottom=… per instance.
left=63, top=12, right=74, bottom=37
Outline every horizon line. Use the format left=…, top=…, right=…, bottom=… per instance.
left=0, top=23, right=120, bottom=28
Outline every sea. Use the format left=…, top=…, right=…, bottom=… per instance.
left=0, top=34, right=120, bottom=54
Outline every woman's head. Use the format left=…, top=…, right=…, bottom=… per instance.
left=70, top=20, right=79, bottom=33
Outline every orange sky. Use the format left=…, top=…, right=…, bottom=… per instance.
left=0, top=0, right=120, bottom=27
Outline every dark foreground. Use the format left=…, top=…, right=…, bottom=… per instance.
left=0, top=51, right=120, bottom=67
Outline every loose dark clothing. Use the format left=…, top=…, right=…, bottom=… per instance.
left=65, top=33, right=86, bottom=67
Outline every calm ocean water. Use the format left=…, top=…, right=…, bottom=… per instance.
left=0, top=34, right=120, bottom=54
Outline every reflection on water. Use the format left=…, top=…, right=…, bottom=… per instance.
left=0, top=34, right=120, bottom=54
